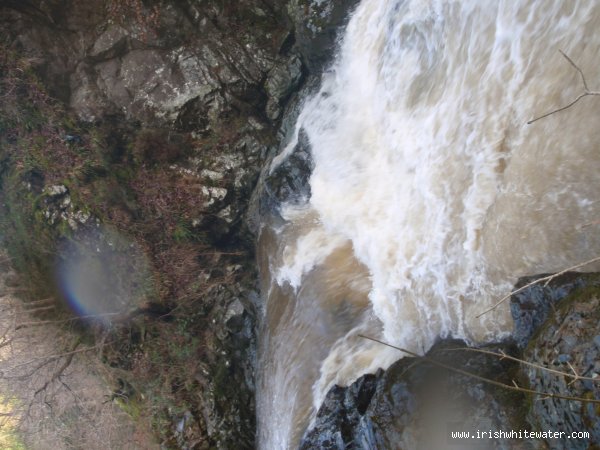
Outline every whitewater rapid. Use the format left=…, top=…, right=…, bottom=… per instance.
left=257, top=0, right=600, bottom=448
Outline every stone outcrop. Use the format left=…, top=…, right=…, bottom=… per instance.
left=300, top=274, right=600, bottom=450
left=519, top=278, right=600, bottom=449
left=509, top=273, right=595, bottom=349
left=287, top=0, right=361, bottom=71
left=0, top=1, right=361, bottom=448
left=300, top=340, right=533, bottom=450
left=2, top=1, right=290, bottom=124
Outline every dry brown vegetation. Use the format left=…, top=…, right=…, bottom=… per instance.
left=0, top=262, right=159, bottom=449
left=105, top=0, right=160, bottom=42
left=0, top=38, right=250, bottom=448
left=131, top=128, right=190, bottom=165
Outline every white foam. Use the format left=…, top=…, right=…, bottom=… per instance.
left=259, top=0, right=600, bottom=448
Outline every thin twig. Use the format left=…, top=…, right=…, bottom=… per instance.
left=15, top=312, right=121, bottom=330
left=577, top=219, right=600, bottom=230
left=560, top=50, right=589, bottom=91
left=358, top=335, right=600, bottom=404
left=0, top=287, right=32, bottom=294
left=441, top=347, right=598, bottom=383
left=528, top=50, right=600, bottom=124
left=33, top=339, right=80, bottom=398
left=20, top=304, right=56, bottom=314
left=6, top=341, right=117, bottom=372
left=475, top=255, right=600, bottom=318
left=23, top=297, right=55, bottom=306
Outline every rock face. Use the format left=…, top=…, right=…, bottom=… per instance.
left=287, top=0, right=361, bottom=71
left=0, top=1, right=362, bottom=448
left=1, top=0, right=360, bottom=239
left=248, top=0, right=363, bottom=229
left=261, top=128, right=314, bottom=215
left=301, top=274, right=600, bottom=450
left=510, top=273, right=595, bottom=349
left=517, top=277, right=600, bottom=450
left=300, top=340, right=532, bottom=450
left=265, top=54, right=304, bottom=120
left=2, top=1, right=289, bottom=125
left=0, top=1, right=299, bottom=244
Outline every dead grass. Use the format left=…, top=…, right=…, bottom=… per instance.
left=0, top=38, right=251, bottom=449
left=0, top=263, right=159, bottom=450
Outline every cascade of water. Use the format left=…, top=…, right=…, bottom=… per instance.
left=257, top=1, right=600, bottom=448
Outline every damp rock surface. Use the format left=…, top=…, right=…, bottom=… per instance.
left=522, top=280, right=600, bottom=450
left=301, top=274, right=600, bottom=450
left=300, top=340, right=533, bottom=450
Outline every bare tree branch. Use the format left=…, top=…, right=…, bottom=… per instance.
left=15, top=312, right=121, bottom=330
left=19, top=304, right=56, bottom=314
left=476, top=255, right=600, bottom=318
left=32, top=339, right=80, bottom=399
left=560, top=50, right=589, bottom=92
left=358, top=334, right=600, bottom=404
left=528, top=50, right=600, bottom=124
left=441, top=346, right=599, bottom=383
left=5, top=341, right=116, bottom=374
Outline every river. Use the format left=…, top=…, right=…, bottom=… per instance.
left=256, top=1, right=600, bottom=448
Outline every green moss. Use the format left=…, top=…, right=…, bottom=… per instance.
left=211, top=356, right=232, bottom=402
left=172, top=221, right=193, bottom=242
left=556, top=280, right=600, bottom=312
left=0, top=429, right=27, bottom=450
left=0, top=395, right=27, bottom=450
left=115, top=396, right=143, bottom=420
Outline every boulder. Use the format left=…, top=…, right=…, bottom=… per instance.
left=523, top=281, right=600, bottom=449
left=300, top=340, right=533, bottom=450
left=287, top=0, right=361, bottom=71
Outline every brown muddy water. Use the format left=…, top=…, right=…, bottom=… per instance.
left=256, top=1, right=600, bottom=448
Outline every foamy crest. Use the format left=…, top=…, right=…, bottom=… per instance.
left=260, top=1, right=600, bottom=448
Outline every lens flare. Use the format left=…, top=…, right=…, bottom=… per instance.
left=56, top=226, right=152, bottom=322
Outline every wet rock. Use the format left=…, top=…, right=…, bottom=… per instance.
left=203, top=271, right=260, bottom=450
left=287, top=0, right=361, bottom=71
left=261, top=128, right=314, bottom=215
left=523, top=281, right=600, bottom=449
left=300, top=373, right=379, bottom=450
left=265, top=55, right=304, bottom=120
left=301, top=340, right=533, bottom=450
left=247, top=0, right=360, bottom=223
left=509, top=273, right=594, bottom=349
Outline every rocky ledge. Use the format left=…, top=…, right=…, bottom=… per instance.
left=300, top=273, right=600, bottom=450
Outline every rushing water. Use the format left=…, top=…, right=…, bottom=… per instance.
left=257, top=0, right=600, bottom=448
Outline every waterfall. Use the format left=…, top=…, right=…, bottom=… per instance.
left=257, top=0, right=600, bottom=448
